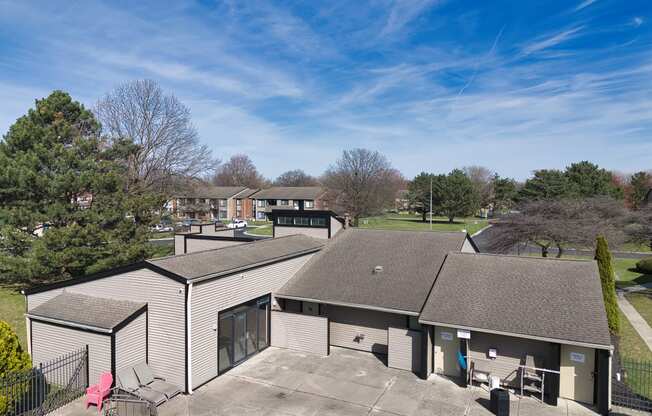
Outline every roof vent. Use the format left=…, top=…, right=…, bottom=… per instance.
left=373, top=265, right=384, bottom=274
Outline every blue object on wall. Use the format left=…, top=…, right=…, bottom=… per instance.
left=457, top=351, right=467, bottom=370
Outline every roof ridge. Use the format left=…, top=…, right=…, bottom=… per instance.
left=448, top=251, right=596, bottom=263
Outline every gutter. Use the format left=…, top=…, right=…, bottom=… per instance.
left=418, top=319, right=613, bottom=351
left=26, top=314, right=113, bottom=334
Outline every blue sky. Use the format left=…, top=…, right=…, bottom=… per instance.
left=0, top=0, right=650, bottom=180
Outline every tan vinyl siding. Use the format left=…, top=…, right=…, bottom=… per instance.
left=201, top=228, right=236, bottom=237
left=467, top=331, right=556, bottom=387
left=461, top=237, right=477, bottom=253
left=115, top=312, right=147, bottom=371
left=175, top=235, right=186, bottom=255
left=330, top=218, right=343, bottom=238
left=388, top=327, right=422, bottom=372
left=274, top=226, right=329, bottom=240
left=185, top=238, right=246, bottom=253
left=270, top=311, right=328, bottom=356
left=326, top=305, right=405, bottom=355
left=26, top=269, right=186, bottom=389
left=31, top=320, right=111, bottom=384
left=191, top=254, right=315, bottom=389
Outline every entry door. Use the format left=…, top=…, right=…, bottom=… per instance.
left=434, top=326, right=461, bottom=377
left=560, top=345, right=595, bottom=404
left=233, top=312, right=247, bottom=363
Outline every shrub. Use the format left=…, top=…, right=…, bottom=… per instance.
left=595, top=236, right=619, bottom=334
left=0, top=320, right=32, bottom=414
left=636, top=257, right=652, bottom=274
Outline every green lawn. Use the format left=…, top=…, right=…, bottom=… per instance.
left=246, top=224, right=273, bottom=236
left=359, top=214, right=488, bottom=235
left=0, top=286, right=27, bottom=350
left=618, top=242, right=651, bottom=253
left=626, top=292, right=652, bottom=328
left=614, top=258, right=652, bottom=288
left=618, top=308, right=652, bottom=399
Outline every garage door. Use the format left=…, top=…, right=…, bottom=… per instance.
left=327, top=305, right=405, bottom=354
left=270, top=311, right=328, bottom=356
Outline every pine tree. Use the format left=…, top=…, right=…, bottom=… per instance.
left=595, top=236, right=619, bottom=334
left=0, top=91, right=156, bottom=285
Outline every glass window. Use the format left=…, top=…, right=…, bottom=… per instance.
left=305, top=200, right=314, bottom=208
left=257, top=303, right=268, bottom=350
left=294, top=217, right=310, bottom=226
left=236, top=199, right=242, bottom=206
left=310, top=217, right=326, bottom=226
left=278, top=216, right=293, bottom=225
left=280, top=200, right=289, bottom=206
left=218, top=316, right=233, bottom=373
left=219, top=210, right=228, bottom=219
left=219, top=199, right=227, bottom=207
left=257, top=200, right=266, bottom=207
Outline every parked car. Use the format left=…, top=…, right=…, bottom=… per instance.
left=151, top=224, right=173, bottom=232
left=181, top=219, right=202, bottom=227
left=227, top=219, right=248, bottom=229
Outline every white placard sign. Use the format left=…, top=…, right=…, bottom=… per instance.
left=457, top=329, right=471, bottom=339
left=440, top=331, right=453, bottom=341
left=570, top=352, right=585, bottom=363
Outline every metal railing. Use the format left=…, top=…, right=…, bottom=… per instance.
left=0, top=347, right=88, bottom=416
left=613, top=358, right=652, bottom=412
left=468, top=356, right=560, bottom=403
left=103, top=390, right=158, bottom=416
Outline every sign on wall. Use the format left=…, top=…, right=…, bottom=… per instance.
left=441, top=331, right=453, bottom=341
left=457, top=329, right=471, bottom=340
left=570, top=352, right=585, bottom=363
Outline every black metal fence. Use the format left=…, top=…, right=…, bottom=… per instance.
left=0, top=347, right=88, bottom=416
left=613, top=358, right=652, bottom=412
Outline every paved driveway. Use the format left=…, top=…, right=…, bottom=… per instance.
left=58, top=347, right=598, bottom=416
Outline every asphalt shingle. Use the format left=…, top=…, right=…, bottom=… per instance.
left=252, top=187, right=324, bottom=200
left=278, top=229, right=468, bottom=313
left=148, top=234, right=325, bottom=281
left=28, top=292, right=145, bottom=330
left=419, top=252, right=612, bottom=347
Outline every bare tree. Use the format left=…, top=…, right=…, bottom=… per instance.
left=274, top=169, right=319, bottom=187
left=322, top=149, right=402, bottom=226
left=488, top=197, right=626, bottom=257
left=463, top=166, right=494, bottom=208
left=626, top=204, right=652, bottom=250
left=95, top=80, right=218, bottom=194
left=212, top=154, right=268, bottom=188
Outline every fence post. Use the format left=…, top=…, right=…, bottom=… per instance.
left=85, top=344, right=90, bottom=388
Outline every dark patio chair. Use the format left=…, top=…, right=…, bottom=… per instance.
left=133, top=363, right=182, bottom=400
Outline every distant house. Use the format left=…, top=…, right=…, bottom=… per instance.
left=168, top=186, right=256, bottom=221
left=251, top=187, right=327, bottom=220
left=394, top=189, right=410, bottom=212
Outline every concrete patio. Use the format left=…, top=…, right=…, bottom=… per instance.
left=55, top=346, right=599, bottom=416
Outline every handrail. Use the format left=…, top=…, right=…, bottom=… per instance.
left=469, top=356, right=560, bottom=374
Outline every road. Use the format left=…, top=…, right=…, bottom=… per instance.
left=473, top=226, right=649, bottom=260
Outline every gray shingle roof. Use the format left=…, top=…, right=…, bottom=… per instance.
left=176, top=186, right=247, bottom=199
left=252, top=187, right=324, bottom=200
left=419, top=252, right=612, bottom=347
left=148, top=234, right=325, bottom=281
left=278, top=229, right=469, bottom=313
left=28, top=292, right=146, bottom=331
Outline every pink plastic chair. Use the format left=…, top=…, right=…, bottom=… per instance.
left=85, top=372, right=113, bottom=413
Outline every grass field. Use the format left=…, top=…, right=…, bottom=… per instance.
left=0, top=286, right=27, bottom=349
left=619, top=308, right=652, bottom=362
left=615, top=258, right=652, bottom=288
left=626, top=292, right=652, bottom=328
left=246, top=224, right=273, bottom=236
left=359, top=214, right=488, bottom=235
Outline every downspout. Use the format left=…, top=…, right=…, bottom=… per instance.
left=186, top=282, right=193, bottom=394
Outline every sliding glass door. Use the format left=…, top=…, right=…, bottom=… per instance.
left=218, top=295, right=270, bottom=374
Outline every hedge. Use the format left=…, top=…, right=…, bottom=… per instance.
left=636, top=257, right=652, bottom=274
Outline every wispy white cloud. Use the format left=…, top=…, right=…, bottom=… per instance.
left=631, top=17, right=645, bottom=27
left=521, top=26, right=585, bottom=56
left=379, top=0, right=441, bottom=37
left=575, top=0, right=598, bottom=12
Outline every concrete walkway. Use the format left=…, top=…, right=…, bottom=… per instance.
left=618, top=293, right=652, bottom=351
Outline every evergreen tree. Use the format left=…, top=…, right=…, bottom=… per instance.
left=628, top=171, right=652, bottom=210
left=566, top=161, right=623, bottom=199
left=408, top=172, right=436, bottom=222
left=433, top=169, right=480, bottom=223
left=491, top=174, right=518, bottom=212
left=519, top=169, right=574, bottom=201
left=594, top=236, right=619, bottom=334
left=0, top=91, right=155, bottom=285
